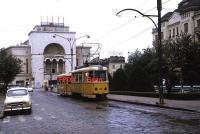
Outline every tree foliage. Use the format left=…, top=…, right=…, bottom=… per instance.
left=111, top=68, right=127, bottom=91
left=0, top=49, right=22, bottom=92
left=110, top=34, right=200, bottom=92
left=127, top=66, right=154, bottom=92
left=162, top=34, right=200, bottom=85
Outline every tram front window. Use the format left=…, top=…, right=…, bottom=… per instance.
left=89, top=71, right=107, bottom=82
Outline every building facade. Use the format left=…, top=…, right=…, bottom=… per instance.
left=7, top=21, right=91, bottom=88
left=93, top=56, right=125, bottom=77
left=6, top=43, right=31, bottom=87
left=152, top=0, right=200, bottom=43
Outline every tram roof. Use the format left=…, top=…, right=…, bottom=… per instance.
left=57, top=73, right=72, bottom=77
left=72, top=65, right=107, bottom=73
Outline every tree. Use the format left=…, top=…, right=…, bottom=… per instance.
left=163, top=34, right=200, bottom=85
left=111, top=68, right=127, bottom=91
left=107, top=72, right=113, bottom=90
left=0, top=49, right=22, bottom=93
left=127, top=48, right=159, bottom=85
left=127, top=66, right=154, bottom=92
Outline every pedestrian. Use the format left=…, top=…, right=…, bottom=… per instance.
left=165, top=79, right=172, bottom=95
left=51, top=84, right=53, bottom=91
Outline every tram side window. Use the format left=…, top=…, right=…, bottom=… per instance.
left=78, top=73, right=83, bottom=83
left=73, top=73, right=82, bottom=83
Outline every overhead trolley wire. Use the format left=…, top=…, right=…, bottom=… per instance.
left=97, top=0, right=172, bottom=42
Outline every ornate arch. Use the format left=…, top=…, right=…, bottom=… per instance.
left=43, top=43, right=65, bottom=55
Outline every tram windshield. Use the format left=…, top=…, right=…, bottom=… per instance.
left=88, top=71, right=107, bottom=82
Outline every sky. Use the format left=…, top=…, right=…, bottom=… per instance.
left=0, top=0, right=182, bottom=60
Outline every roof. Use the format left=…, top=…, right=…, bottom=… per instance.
left=161, top=12, right=173, bottom=22
left=57, top=73, right=72, bottom=77
left=178, top=0, right=200, bottom=14
left=7, top=87, right=28, bottom=91
left=72, top=65, right=107, bottom=73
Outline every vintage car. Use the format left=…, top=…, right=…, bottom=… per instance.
left=4, top=87, right=32, bottom=114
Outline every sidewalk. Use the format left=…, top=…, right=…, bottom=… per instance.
left=107, top=94, right=200, bottom=113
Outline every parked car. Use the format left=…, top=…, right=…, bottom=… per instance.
left=4, top=87, right=32, bottom=114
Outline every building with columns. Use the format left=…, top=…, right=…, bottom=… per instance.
left=6, top=20, right=91, bottom=88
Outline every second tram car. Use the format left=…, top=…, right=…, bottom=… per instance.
left=57, top=65, right=109, bottom=99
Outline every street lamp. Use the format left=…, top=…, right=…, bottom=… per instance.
left=53, top=34, right=90, bottom=71
left=116, top=0, right=164, bottom=104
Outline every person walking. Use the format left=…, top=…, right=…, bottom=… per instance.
left=165, top=79, right=172, bottom=95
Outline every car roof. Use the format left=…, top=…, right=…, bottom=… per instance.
left=7, top=87, right=28, bottom=92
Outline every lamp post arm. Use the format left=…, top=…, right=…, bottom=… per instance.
left=116, top=8, right=158, bottom=32
left=53, top=34, right=72, bottom=47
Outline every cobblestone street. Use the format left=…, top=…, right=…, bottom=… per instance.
left=0, top=88, right=200, bottom=134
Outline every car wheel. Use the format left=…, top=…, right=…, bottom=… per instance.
left=27, top=108, right=32, bottom=114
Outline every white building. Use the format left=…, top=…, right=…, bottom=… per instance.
left=152, top=0, right=200, bottom=43
left=92, top=56, right=125, bottom=77
left=6, top=20, right=90, bottom=88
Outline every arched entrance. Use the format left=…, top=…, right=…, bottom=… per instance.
left=43, top=43, right=65, bottom=88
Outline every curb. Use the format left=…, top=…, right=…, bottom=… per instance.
left=0, top=110, right=4, bottom=119
left=107, top=98, right=200, bottom=113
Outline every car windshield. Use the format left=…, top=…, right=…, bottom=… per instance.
left=7, top=89, right=28, bottom=97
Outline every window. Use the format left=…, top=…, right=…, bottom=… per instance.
left=112, top=64, right=115, bottom=69
left=52, top=69, right=55, bottom=73
left=173, top=28, right=175, bottom=37
left=7, top=89, right=28, bottom=97
left=78, top=74, right=82, bottom=83
left=162, top=22, right=165, bottom=27
left=76, top=59, right=79, bottom=66
left=169, top=30, right=171, bottom=39
left=161, top=32, right=164, bottom=40
left=176, top=27, right=179, bottom=36
left=88, top=71, right=107, bottom=82
left=184, top=23, right=188, bottom=33
left=197, top=19, right=200, bottom=27
left=26, top=59, right=28, bottom=74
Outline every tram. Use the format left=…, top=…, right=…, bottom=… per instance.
left=57, top=65, right=109, bottom=99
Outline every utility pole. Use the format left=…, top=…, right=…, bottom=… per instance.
left=116, top=0, right=164, bottom=105
left=157, top=0, right=164, bottom=104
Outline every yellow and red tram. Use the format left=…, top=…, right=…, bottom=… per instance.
left=57, top=65, right=109, bottom=99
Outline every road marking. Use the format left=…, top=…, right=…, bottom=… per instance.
left=18, top=116, right=26, bottom=122
left=34, top=116, right=43, bottom=121
left=2, top=116, right=10, bottom=123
